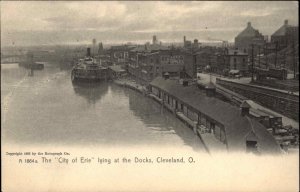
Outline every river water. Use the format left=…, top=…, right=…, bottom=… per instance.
left=1, top=63, right=205, bottom=152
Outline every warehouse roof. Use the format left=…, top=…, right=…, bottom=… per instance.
left=109, top=65, right=126, bottom=73
left=272, top=20, right=297, bottom=37
left=150, top=77, right=281, bottom=153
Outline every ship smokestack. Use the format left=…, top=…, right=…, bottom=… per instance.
left=87, top=48, right=91, bottom=57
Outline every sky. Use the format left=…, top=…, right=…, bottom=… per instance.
left=1, top=1, right=299, bottom=47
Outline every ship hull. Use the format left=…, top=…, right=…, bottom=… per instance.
left=71, top=68, right=108, bottom=83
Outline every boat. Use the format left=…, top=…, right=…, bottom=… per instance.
left=71, top=48, right=108, bottom=82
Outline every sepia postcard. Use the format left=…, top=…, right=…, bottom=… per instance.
left=1, top=1, right=299, bottom=191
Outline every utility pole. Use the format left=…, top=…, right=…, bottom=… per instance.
left=293, top=41, right=296, bottom=79
left=223, top=49, right=226, bottom=75
left=92, top=38, right=96, bottom=58
left=258, top=45, right=261, bottom=68
left=251, top=44, right=254, bottom=82
left=275, top=41, right=278, bottom=68
left=265, top=44, right=268, bottom=69
left=283, top=51, right=286, bottom=69
left=136, top=53, right=139, bottom=83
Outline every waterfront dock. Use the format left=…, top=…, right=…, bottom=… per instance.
left=114, top=76, right=283, bottom=154
left=114, top=78, right=145, bottom=94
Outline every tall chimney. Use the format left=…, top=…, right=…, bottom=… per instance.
left=247, top=22, right=251, bottom=27
left=284, top=20, right=288, bottom=25
left=240, top=101, right=251, bottom=116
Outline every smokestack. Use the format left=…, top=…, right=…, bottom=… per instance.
left=284, top=20, right=288, bottom=25
left=247, top=22, right=251, bottom=27
left=86, top=48, right=91, bottom=57
left=240, top=101, right=251, bottom=116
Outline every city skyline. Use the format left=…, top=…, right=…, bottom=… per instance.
left=1, top=1, right=298, bottom=46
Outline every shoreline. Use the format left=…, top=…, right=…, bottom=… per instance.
left=113, top=76, right=220, bottom=155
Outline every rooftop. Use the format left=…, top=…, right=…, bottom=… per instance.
left=227, top=49, right=248, bottom=56
left=150, top=77, right=281, bottom=153
left=130, top=44, right=170, bottom=52
left=272, top=19, right=298, bottom=37
left=109, top=65, right=126, bottom=73
left=236, top=22, right=263, bottom=38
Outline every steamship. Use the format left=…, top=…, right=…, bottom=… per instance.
left=71, top=48, right=108, bottom=82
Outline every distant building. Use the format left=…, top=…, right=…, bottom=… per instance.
left=193, top=39, right=199, bottom=49
left=92, top=38, right=97, bottom=56
left=183, top=36, right=199, bottom=50
left=98, top=42, right=104, bottom=55
left=152, top=35, right=158, bottom=45
left=128, top=48, right=196, bottom=83
left=184, top=36, right=192, bottom=48
left=224, top=48, right=249, bottom=75
left=195, top=48, right=214, bottom=70
left=235, top=22, right=265, bottom=54
left=271, top=20, right=299, bottom=50
left=109, top=45, right=135, bottom=65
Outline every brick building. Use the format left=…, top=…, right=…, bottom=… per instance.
left=224, top=49, right=249, bottom=75
left=195, top=48, right=213, bottom=70
left=128, top=48, right=196, bottom=82
left=271, top=20, right=299, bottom=51
left=194, top=47, right=225, bottom=74
left=235, top=22, right=265, bottom=54
left=109, top=45, right=135, bottom=65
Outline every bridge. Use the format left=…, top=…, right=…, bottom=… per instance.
left=1, top=55, right=28, bottom=64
